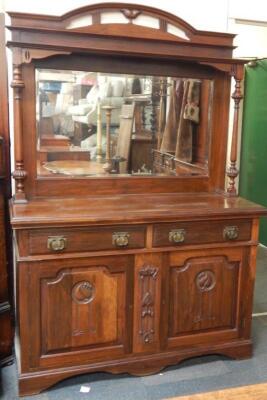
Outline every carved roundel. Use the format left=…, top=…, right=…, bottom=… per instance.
left=72, top=281, right=95, bottom=304
left=195, top=270, right=216, bottom=292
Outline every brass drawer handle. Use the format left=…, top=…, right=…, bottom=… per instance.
left=47, top=236, right=67, bottom=251
left=112, top=232, right=129, bottom=247
left=169, top=229, right=185, bottom=244
left=223, top=226, right=239, bottom=240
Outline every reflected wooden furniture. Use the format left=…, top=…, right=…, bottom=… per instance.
left=130, top=133, right=153, bottom=172
left=42, top=160, right=104, bottom=176
left=115, top=104, right=135, bottom=173
left=72, top=84, right=92, bottom=145
left=38, top=117, right=54, bottom=137
left=40, top=134, right=70, bottom=147
left=7, top=3, right=267, bottom=397
left=38, top=147, right=90, bottom=163
left=153, top=150, right=207, bottom=175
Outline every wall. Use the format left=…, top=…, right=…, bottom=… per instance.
left=239, top=60, right=267, bottom=245
left=227, top=3, right=267, bottom=187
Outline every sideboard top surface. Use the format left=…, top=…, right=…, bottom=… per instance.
left=10, top=193, right=267, bottom=228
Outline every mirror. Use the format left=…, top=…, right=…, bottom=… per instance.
left=36, top=68, right=213, bottom=177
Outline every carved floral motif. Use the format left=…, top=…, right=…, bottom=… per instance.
left=195, top=270, right=216, bottom=292
left=72, top=280, right=95, bottom=304
left=138, top=265, right=158, bottom=344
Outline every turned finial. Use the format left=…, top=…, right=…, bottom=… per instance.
left=11, top=59, right=27, bottom=203
left=226, top=65, right=244, bottom=196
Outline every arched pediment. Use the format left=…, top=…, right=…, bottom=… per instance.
left=7, top=2, right=235, bottom=46
left=7, top=2, right=239, bottom=64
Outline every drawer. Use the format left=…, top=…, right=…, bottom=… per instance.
left=27, top=225, right=146, bottom=255
left=153, top=219, right=252, bottom=247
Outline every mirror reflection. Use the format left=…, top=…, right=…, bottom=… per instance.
left=36, top=69, right=213, bottom=177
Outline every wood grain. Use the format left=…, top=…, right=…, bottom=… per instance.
left=26, top=225, right=146, bottom=255
left=153, top=219, right=252, bottom=247
left=10, top=193, right=267, bottom=229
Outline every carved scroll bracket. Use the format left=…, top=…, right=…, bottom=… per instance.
left=21, top=48, right=71, bottom=64
left=226, top=64, right=244, bottom=196
left=11, top=48, right=27, bottom=203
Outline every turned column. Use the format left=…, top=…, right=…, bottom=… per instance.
left=11, top=58, right=27, bottom=203
left=96, top=99, right=103, bottom=162
left=157, top=78, right=168, bottom=150
left=102, top=105, right=115, bottom=173
left=150, top=77, right=158, bottom=147
left=226, top=65, right=244, bottom=196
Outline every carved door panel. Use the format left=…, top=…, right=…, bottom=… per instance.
left=22, top=255, right=133, bottom=369
left=164, top=248, right=244, bottom=349
left=133, top=253, right=165, bottom=353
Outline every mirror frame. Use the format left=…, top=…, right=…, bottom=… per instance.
left=7, top=2, right=244, bottom=200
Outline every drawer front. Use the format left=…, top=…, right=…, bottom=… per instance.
left=153, top=219, right=252, bottom=247
left=28, top=225, right=146, bottom=255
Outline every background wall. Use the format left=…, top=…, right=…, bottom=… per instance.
left=239, top=60, right=267, bottom=246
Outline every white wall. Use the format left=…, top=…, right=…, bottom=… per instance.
left=227, top=2, right=267, bottom=188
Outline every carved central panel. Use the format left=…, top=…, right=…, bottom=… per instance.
left=139, top=265, right=159, bottom=344
left=195, top=270, right=216, bottom=292
left=72, top=280, right=95, bottom=304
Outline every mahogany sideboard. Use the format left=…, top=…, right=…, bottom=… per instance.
left=7, top=3, right=267, bottom=396
left=0, top=12, right=13, bottom=367
left=0, top=137, right=13, bottom=367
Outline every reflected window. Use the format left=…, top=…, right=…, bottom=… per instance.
left=36, top=69, right=213, bottom=177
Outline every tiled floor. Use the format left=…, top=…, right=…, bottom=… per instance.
left=1, top=246, right=267, bottom=400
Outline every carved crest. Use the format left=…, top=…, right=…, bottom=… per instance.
left=121, top=9, right=141, bottom=22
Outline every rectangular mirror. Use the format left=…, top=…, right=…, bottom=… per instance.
left=36, top=68, right=213, bottom=177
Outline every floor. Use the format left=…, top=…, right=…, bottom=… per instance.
left=1, top=246, right=267, bottom=400
left=169, top=382, right=267, bottom=400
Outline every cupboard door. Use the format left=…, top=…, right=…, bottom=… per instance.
left=21, top=255, right=133, bottom=369
left=165, top=248, right=244, bottom=349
